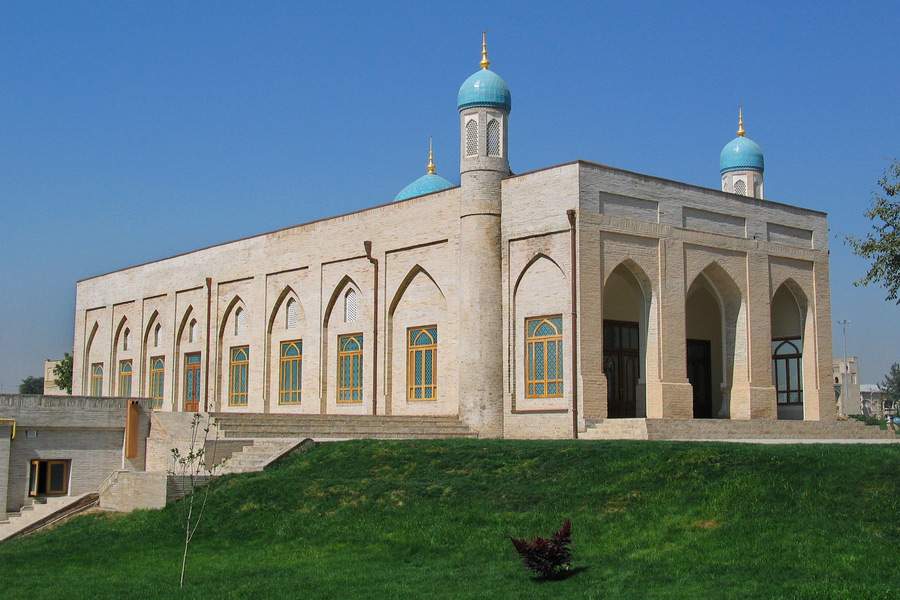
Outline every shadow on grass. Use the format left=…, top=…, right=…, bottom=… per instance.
left=531, top=565, right=589, bottom=583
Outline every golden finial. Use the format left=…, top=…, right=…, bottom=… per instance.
left=737, top=105, right=746, bottom=137
left=426, top=137, right=436, bottom=174
left=480, top=29, right=490, bottom=70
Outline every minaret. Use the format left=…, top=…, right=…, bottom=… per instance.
left=720, top=107, right=765, bottom=198
left=456, top=33, right=511, bottom=437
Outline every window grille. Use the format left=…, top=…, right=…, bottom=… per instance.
left=772, top=338, right=803, bottom=405
left=338, top=334, right=363, bottom=403
left=154, top=324, right=162, bottom=348
left=345, top=289, right=357, bottom=323
left=90, top=363, right=103, bottom=396
left=465, top=119, right=478, bottom=156
left=149, top=357, right=165, bottom=409
left=734, top=179, right=747, bottom=196
left=279, top=341, right=302, bottom=404
left=229, top=346, right=249, bottom=406
left=286, top=299, right=298, bottom=329
left=235, top=308, right=246, bottom=336
left=189, top=320, right=198, bottom=343
left=118, top=360, right=132, bottom=397
left=123, top=328, right=130, bottom=351
left=408, top=327, right=437, bottom=401
left=525, top=317, right=564, bottom=398
left=487, top=119, right=500, bottom=156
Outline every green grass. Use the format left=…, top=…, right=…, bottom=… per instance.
left=3, top=440, right=900, bottom=599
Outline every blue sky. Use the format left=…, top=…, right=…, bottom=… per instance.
left=1, top=1, right=898, bottom=392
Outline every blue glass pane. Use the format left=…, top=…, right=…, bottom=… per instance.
left=415, top=388, right=422, bottom=399
left=187, top=354, right=201, bottom=364
left=536, top=322, right=556, bottom=337
left=427, top=327, right=437, bottom=341
left=536, top=383, right=544, bottom=395
left=547, top=343, right=557, bottom=379
left=424, top=350, right=433, bottom=385
left=425, top=387, right=433, bottom=399
left=529, top=320, right=540, bottom=336
left=535, top=343, right=545, bottom=379
left=414, top=351, right=423, bottom=385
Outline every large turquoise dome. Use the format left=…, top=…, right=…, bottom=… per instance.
left=457, top=68, right=511, bottom=113
left=394, top=173, right=454, bottom=202
left=720, top=135, right=764, bottom=174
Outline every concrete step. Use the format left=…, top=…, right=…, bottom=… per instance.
left=0, top=493, right=99, bottom=542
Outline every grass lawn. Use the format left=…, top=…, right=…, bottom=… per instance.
left=1, top=439, right=899, bottom=599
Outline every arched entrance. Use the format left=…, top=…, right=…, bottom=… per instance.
left=771, top=284, right=804, bottom=420
left=603, top=263, right=651, bottom=418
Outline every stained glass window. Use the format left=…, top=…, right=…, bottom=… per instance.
left=149, top=356, right=165, bottom=409
left=118, top=360, right=132, bottom=397
left=229, top=346, right=249, bottom=406
left=338, top=334, right=363, bottom=403
left=280, top=341, right=302, bottom=404
left=526, top=317, right=563, bottom=398
left=408, top=327, right=437, bottom=401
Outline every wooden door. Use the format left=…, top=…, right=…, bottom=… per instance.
left=604, top=321, right=639, bottom=418
left=184, top=353, right=202, bottom=412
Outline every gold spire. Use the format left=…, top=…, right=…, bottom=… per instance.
left=426, top=138, right=436, bottom=174
left=737, top=105, right=746, bottom=137
left=480, top=30, right=490, bottom=70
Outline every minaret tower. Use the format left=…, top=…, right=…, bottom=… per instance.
left=720, top=107, right=765, bottom=198
left=456, top=33, right=511, bottom=437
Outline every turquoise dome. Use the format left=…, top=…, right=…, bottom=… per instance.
left=720, top=135, right=764, bottom=174
left=394, top=173, right=454, bottom=202
left=457, top=69, right=511, bottom=113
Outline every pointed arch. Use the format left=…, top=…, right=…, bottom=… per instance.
left=323, top=275, right=361, bottom=328
left=113, top=315, right=129, bottom=352
left=513, top=253, right=567, bottom=298
left=82, top=321, right=100, bottom=394
left=771, top=279, right=813, bottom=420
left=176, top=306, right=195, bottom=345
left=218, top=296, right=246, bottom=341
left=388, top=265, right=446, bottom=318
left=143, top=310, right=160, bottom=348
left=268, top=286, right=305, bottom=333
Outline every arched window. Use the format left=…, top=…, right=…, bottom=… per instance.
left=772, top=338, right=803, bottom=405
left=834, top=376, right=840, bottom=384
left=154, top=324, right=162, bottom=347
left=408, top=327, right=437, bottom=401
left=118, top=360, right=132, bottom=397
left=229, top=346, right=249, bottom=406
left=734, top=180, right=747, bottom=196
left=234, top=307, right=246, bottom=336
left=189, top=319, right=199, bottom=343
left=286, top=299, right=298, bottom=329
left=90, top=363, right=104, bottom=396
left=123, top=328, right=130, bottom=351
left=344, top=289, right=357, bottom=323
left=465, top=119, right=478, bottom=156
left=279, top=341, right=302, bottom=404
left=338, top=334, right=363, bottom=403
left=149, top=356, right=165, bottom=409
left=487, top=118, right=500, bottom=156
left=526, top=317, right=563, bottom=398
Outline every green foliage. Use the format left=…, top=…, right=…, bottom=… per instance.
left=1, top=440, right=900, bottom=599
left=879, top=363, right=900, bottom=408
left=52, top=352, right=73, bottom=394
left=848, top=159, right=900, bottom=303
left=18, top=375, right=44, bottom=394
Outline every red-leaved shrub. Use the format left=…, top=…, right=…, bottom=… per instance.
left=508, top=519, right=572, bottom=577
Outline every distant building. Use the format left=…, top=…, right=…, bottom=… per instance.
left=833, top=357, right=861, bottom=416
left=859, top=384, right=887, bottom=418
left=42, top=360, right=67, bottom=396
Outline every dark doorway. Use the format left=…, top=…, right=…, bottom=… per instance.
left=29, top=460, right=69, bottom=496
left=687, top=339, right=713, bottom=418
left=604, top=320, right=639, bottom=418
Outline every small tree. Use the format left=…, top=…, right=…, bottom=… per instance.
left=848, top=160, right=900, bottom=303
left=18, top=376, right=44, bottom=394
left=52, top=353, right=73, bottom=394
left=168, top=414, right=227, bottom=588
left=880, top=363, right=900, bottom=410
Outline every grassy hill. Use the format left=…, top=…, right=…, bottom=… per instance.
left=2, top=439, right=899, bottom=599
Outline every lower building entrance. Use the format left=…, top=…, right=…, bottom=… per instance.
left=604, top=320, right=639, bottom=418
left=687, top=339, right=713, bottom=418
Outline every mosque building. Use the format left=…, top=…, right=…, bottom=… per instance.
left=70, top=38, right=833, bottom=439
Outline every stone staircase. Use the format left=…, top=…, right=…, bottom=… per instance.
left=0, top=493, right=99, bottom=541
left=217, top=439, right=309, bottom=474
left=582, top=417, right=900, bottom=441
left=210, top=413, right=478, bottom=440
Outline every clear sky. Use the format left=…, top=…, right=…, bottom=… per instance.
left=1, top=1, right=898, bottom=392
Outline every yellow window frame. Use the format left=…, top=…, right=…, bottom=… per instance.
left=337, top=334, right=363, bottom=403
left=525, top=316, right=564, bottom=398
left=408, top=327, right=437, bottom=402
left=229, top=346, right=249, bottom=406
left=149, top=356, right=165, bottom=409
left=118, top=360, right=132, bottom=397
left=279, top=340, right=303, bottom=404
left=90, top=363, right=103, bottom=396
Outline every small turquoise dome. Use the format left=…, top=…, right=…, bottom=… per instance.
left=394, top=173, right=454, bottom=202
left=720, top=135, right=764, bottom=174
left=457, top=69, right=511, bottom=113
